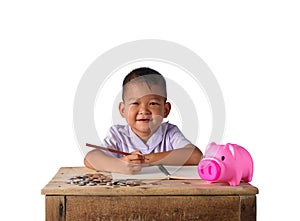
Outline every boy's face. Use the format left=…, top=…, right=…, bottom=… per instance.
left=119, top=81, right=171, bottom=141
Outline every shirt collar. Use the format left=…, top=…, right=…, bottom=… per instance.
left=117, top=122, right=169, bottom=152
left=146, top=122, right=168, bottom=148
left=117, top=125, right=131, bottom=137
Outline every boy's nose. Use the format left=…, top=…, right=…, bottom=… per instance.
left=138, top=105, right=150, bottom=114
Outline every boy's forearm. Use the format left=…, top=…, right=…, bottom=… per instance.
left=144, top=145, right=203, bottom=165
left=84, top=149, right=143, bottom=174
left=84, top=150, right=120, bottom=172
left=84, top=150, right=116, bottom=172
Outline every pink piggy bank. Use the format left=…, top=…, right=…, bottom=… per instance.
left=198, top=142, right=253, bottom=186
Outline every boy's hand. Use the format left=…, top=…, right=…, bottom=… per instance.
left=118, top=151, right=145, bottom=174
left=121, top=151, right=145, bottom=163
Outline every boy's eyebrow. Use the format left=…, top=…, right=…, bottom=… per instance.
left=148, top=97, right=163, bottom=102
left=124, top=94, right=166, bottom=102
left=126, top=97, right=138, bottom=102
left=126, top=96, right=163, bottom=101
left=123, top=98, right=138, bottom=103
left=147, top=95, right=167, bottom=101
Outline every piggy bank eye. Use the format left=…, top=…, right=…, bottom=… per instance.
left=221, top=156, right=225, bottom=161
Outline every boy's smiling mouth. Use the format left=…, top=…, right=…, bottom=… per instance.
left=136, top=118, right=151, bottom=122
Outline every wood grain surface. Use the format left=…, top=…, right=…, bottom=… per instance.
left=42, top=167, right=258, bottom=221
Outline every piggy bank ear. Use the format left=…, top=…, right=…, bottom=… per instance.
left=226, top=143, right=236, bottom=158
left=205, top=142, right=219, bottom=157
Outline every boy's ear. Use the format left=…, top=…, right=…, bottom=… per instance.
left=119, top=102, right=126, bottom=118
left=163, top=102, right=171, bottom=118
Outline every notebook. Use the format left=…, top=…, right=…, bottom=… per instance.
left=111, top=165, right=200, bottom=180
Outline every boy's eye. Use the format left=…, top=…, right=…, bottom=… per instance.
left=149, top=102, right=159, bottom=105
left=130, top=102, right=139, bottom=105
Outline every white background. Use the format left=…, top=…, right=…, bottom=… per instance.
left=1, top=1, right=299, bottom=220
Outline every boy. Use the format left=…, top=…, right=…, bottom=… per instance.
left=84, top=67, right=202, bottom=174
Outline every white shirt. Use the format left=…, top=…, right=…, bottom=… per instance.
left=100, top=122, right=191, bottom=157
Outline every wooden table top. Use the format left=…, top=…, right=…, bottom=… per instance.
left=41, top=167, right=258, bottom=196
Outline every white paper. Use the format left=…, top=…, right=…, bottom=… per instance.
left=112, top=165, right=200, bottom=180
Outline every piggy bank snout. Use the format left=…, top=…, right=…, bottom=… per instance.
left=198, top=160, right=221, bottom=181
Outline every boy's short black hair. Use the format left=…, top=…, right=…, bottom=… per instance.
left=122, top=67, right=167, bottom=100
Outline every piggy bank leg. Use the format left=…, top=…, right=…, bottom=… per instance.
left=243, top=175, right=252, bottom=183
left=228, top=174, right=242, bottom=186
left=243, top=167, right=253, bottom=183
left=228, top=179, right=240, bottom=186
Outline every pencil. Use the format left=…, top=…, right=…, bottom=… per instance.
left=86, top=143, right=131, bottom=156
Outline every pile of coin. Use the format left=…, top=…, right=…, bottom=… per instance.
left=67, top=173, right=112, bottom=186
left=66, top=173, right=142, bottom=187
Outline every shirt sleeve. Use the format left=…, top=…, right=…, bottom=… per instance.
left=98, top=126, right=122, bottom=157
left=167, top=124, right=192, bottom=149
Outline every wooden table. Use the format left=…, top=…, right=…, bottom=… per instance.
left=41, top=167, right=258, bottom=221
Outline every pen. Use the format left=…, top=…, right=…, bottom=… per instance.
left=158, top=164, right=171, bottom=177
left=86, top=143, right=130, bottom=156
left=86, top=143, right=150, bottom=161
